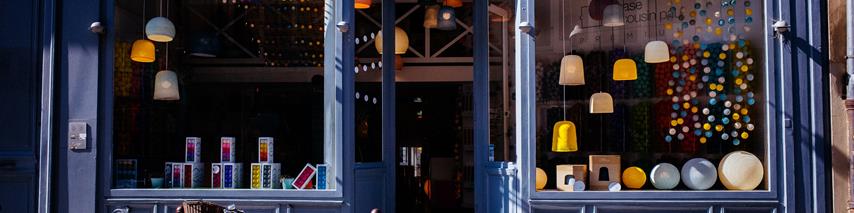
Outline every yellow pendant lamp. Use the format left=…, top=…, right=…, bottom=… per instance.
left=444, top=0, right=462, bottom=8
left=551, top=121, right=578, bottom=152
left=375, top=27, right=410, bottom=54
left=131, top=0, right=155, bottom=63
left=131, top=39, right=156, bottom=62
left=559, top=55, right=585, bottom=85
left=590, top=92, right=614, bottom=113
left=355, top=0, right=371, bottom=9
left=613, top=58, right=637, bottom=80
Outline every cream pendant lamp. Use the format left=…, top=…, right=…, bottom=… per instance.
left=146, top=0, right=175, bottom=42
left=154, top=43, right=179, bottom=100
left=355, top=0, right=371, bottom=9
left=131, top=0, right=155, bottom=63
left=375, top=27, right=409, bottom=55
left=590, top=92, right=614, bottom=113
left=602, top=3, right=625, bottom=27
left=559, top=24, right=585, bottom=85
left=643, top=0, right=669, bottom=63
left=424, top=5, right=440, bottom=29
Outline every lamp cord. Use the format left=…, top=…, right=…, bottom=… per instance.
left=142, top=0, right=145, bottom=36
left=561, top=0, right=567, bottom=120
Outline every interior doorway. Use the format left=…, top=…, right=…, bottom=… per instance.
left=394, top=83, right=474, bottom=212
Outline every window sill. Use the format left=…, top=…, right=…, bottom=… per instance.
left=531, top=190, right=775, bottom=201
left=108, top=188, right=342, bottom=200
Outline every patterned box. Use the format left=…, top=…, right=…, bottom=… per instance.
left=316, top=164, right=328, bottom=190
left=182, top=162, right=204, bottom=188
left=258, top=137, right=274, bottom=163
left=171, top=162, right=183, bottom=188
left=222, top=163, right=243, bottom=189
left=185, top=137, right=202, bottom=162
left=221, top=137, right=236, bottom=162
left=251, top=163, right=281, bottom=189
left=293, top=163, right=317, bottom=190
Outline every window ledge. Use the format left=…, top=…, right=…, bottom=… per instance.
left=108, top=188, right=342, bottom=200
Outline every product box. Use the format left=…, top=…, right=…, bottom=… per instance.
left=171, top=162, right=183, bottom=188
left=212, top=162, right=243, bottom=188
left=211, top=163, right=222, bottom=188
left=164, top=162, right=175, bottom=188
left=221, top=137, right=236, bottom=162
left=114, top=159, right=137, bottom=188
left=182, top=162, right=204, bottom=188
left=185, top=137, right=202, bottom=162
left=258, top=137, right=274, bottom=163
left=251, top=163, right=281, bottom=189
left=315, top=164, right=328, bottom=190
left=293, top=163, right=317, bottom=190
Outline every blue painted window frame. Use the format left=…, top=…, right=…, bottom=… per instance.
left=99, top=0, right=355, bottom=200
left=514, top=0, right=788, bottom=202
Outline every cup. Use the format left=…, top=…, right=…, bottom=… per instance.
left=150, top=178, right=164, bottom=188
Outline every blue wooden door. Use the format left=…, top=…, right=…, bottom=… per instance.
left=0, top=0, right=49, bottom=212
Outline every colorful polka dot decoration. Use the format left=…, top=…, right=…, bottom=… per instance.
left=666, top=0, right=756, bottom=44
left=656, top=40, right=757, bottom=147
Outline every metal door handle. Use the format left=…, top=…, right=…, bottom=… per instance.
left=89, top=22, right=105, bottom=34
left=111, top=206, right=129, bottom=213
left=337, top=21, right=349, bottom=33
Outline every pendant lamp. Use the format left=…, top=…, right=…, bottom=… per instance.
left=644, top=41, right=670, bottom=63
left=131, top=0, right=155, bottom=63
left=437, top=7, right=457, bottom=30
left=551, top=121, right=578, bottom=152
left=146, top=0, right=175, bottom=42
left=131, top=39, right=156, bottom=63
left=355, top=0, right=371, bottom=9
left=146, top=17, right=176, bottom=42
left=589, top=92, right=614, bottom=113
left=444, top=0, right=462, bottom=8
left=613, top=58, right=637, bottom=80
left=375, top=27, right=410, bottom=54
left=424, top=5, right=440, bottom=29
left=559, top=55, right=585, bottom=85
left=602, top=3, right=625, bottom=27
left=153, top=70, right=180, bottom=100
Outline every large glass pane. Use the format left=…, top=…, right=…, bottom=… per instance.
left=488, top=0, right=516, bottom=162
left=112, top=0, right=332, bottom=190
left=533, top=0, right=767, bottom=192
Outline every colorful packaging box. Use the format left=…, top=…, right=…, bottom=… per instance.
left=212, top=162, right=243, bottom=189
left=250, top=163, right=281, bottom=189
left=114, top=159, right=137, bottom=188
left=221, top=137, right=236, bottom=162
left=182, top=162, right=204, bottom=188
left=315, top=164, right=328, bottom=190
left=258, top=137, right=274, bottom=163
left=293, top=163, right=317, bottom=190
left=164, top=162, right=175, bottom=188
left=185, top=137, right=202, bottom=162
left=171, top=162, right=183, bottom=188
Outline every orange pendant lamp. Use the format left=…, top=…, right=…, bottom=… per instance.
left=551, top=121, right=578, bottom=152
left=444, top=0, right=462, bottom=8
left=613, top=58, right=637, bottom=80
left=356, top=0, right=371, bottom=9
left=131, top=0, right=155, bottom=62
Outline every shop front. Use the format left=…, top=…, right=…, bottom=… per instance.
left=5, top=0, right=830, bottom=212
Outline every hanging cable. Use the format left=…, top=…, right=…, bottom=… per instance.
left=561, top=0, right=567, bottom=120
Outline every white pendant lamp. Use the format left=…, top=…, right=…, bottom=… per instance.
left=644, top=41, right=670, bottom=63
left=589, top=92, right=614, bottom=114
left=375, top=27, right=410, bottom=54
left=154, top=42, right=179, bottom=101
left=153, top=70, right=180, bottom=100
left=559, top=55, right=585, bottom=85
left=146, top=0, right=175, bottom=42
left=602, top=3, right=625, bottom=27
left=643, top=0, right=669, bottom=63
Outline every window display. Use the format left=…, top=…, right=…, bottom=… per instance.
left=534, top=0, right=766, bottom=192
left=112, top=0, right=333, bottom=191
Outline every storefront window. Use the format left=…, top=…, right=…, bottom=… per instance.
left=112, top=0, right=333, bottom=190
left=489, top=0, right=517, bottom=162
left=533, top=0, right=767, bottom=192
